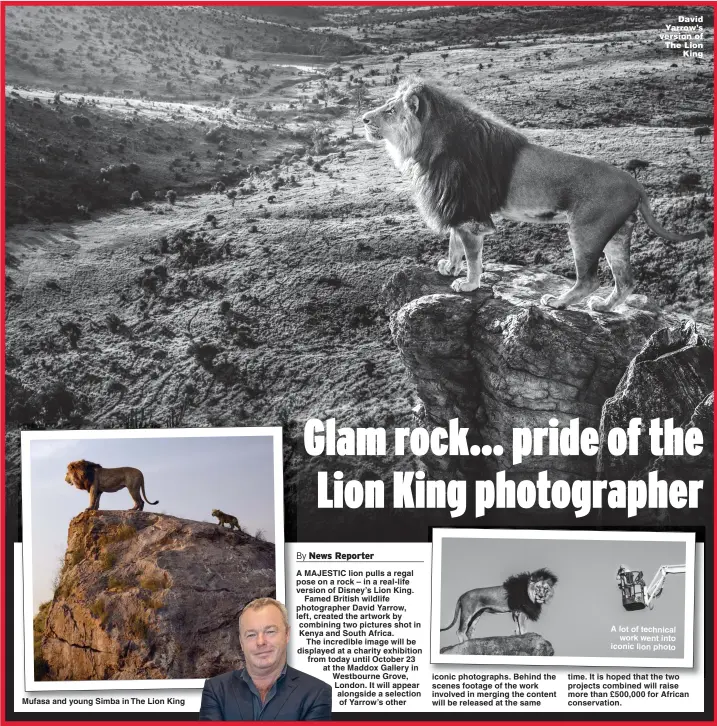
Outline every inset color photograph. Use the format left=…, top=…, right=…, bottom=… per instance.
left=22, top=427, right=284, bottom=690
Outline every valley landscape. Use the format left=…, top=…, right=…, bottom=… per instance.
left=4, top=5, right=714, bottom=541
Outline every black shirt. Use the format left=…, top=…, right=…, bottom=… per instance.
left=240, top=664, right=288, bottom=720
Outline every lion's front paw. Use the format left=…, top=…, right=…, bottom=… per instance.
left=438, top=258, right=461, bottom=277
left=451, top=277, right=480, bottom=293
left=587, top=296, right=611, bottom=313
left=540, top=294, right=565, bottom=309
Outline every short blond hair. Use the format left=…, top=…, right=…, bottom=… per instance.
left=240, top=597, right=289, bottom=631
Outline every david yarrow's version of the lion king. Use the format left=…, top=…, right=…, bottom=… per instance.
left=441, top=568, right=558, bottom=640
left=362, top=78, right=705, bottom=312
left=65, top=460, right=159, bottom=511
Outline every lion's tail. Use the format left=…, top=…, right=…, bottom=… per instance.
left=139, top=475, right=159, bottom=506
left=440, top=599, right=461, bottom=632
left=638, top=194, right=707, bottom=242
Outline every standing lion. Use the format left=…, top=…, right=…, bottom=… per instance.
left=65, top=460, right=159, bottom=511
left=363, top=78, right=705, bottom=312
left=441, top=568, right=558, bottom=640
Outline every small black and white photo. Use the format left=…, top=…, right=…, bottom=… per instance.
left=432, top=528, right=696, bottom=667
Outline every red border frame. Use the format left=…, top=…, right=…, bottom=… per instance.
left=1, top=1, right=715, bottom=724
left=2, top=0, right=8, bottom=721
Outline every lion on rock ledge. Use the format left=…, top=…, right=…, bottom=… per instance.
left=363, top=78, right=705, bottom=313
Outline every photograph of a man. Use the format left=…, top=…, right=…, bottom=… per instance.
left=199, top=597, right=332, bottom=720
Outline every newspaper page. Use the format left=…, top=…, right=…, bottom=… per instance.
left=3, top=2, right=713, bottom=722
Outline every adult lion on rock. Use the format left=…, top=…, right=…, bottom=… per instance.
left=363, top=79, right=705, bottom=312
left=441, top=568, right=558, bottom=640
left=65, top=460, right=159, bottom=511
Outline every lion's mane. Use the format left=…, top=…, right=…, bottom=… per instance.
left=66, top=459, right=102, bottom=491
left=503, top=568, right=558, bottom=622
left=402, top=79, right=528, bottom=230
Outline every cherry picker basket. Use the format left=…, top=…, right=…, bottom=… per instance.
left=618, top=570, right=646, bottom=610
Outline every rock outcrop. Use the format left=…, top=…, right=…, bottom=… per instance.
left=38, top=511, right=275, bottom=681
left=627, top=391, right=714, bottom=526
left=384, top=264, right=713, bottom=526
left=440, top=632, right=554, bottom=656
left=597, top=321, right=713, bottom=479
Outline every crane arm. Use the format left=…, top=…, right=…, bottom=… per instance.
left=645, top=564, right=686, bottom=608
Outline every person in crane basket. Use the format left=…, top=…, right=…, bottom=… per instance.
left=616, top=565, right=647, bottom=610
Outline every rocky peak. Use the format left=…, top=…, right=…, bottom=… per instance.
left=37, top=510, right=275, bottom=681
left=440, top=632, right=554, bottom=656
left=384, top=264, right=712, bottom=526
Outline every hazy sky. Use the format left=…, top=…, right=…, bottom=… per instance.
left=439, top=536, right=690, bottom=659
left=26, top=432, right=278, bottom=611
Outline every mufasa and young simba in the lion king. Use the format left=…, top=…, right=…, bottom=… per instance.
left=363, top=78, right=705, bottom=313
left=65, top=460, right=159, bottom=511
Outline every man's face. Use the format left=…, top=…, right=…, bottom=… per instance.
left=239, top=605, right=290, bottom=676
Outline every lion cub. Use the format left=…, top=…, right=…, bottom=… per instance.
left=212, top=508, right=241, bottom=531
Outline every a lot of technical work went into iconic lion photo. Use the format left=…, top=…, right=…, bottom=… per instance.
left=5, top=5, right=714, bottom=544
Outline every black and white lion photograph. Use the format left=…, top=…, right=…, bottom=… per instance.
left=4, top=4, right=714, bottom=546
left=434, top=531, right=694, bottom=663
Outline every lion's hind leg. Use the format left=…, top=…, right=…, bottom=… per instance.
left=588, top=214, right=636, bottom=313
left=455, top=605, right=472, bottom=643
left=457, top=606, right=489, bottom=642
left=541, top=222, right=607, bottom=309
left=129, top=492, right=144, bottom=511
